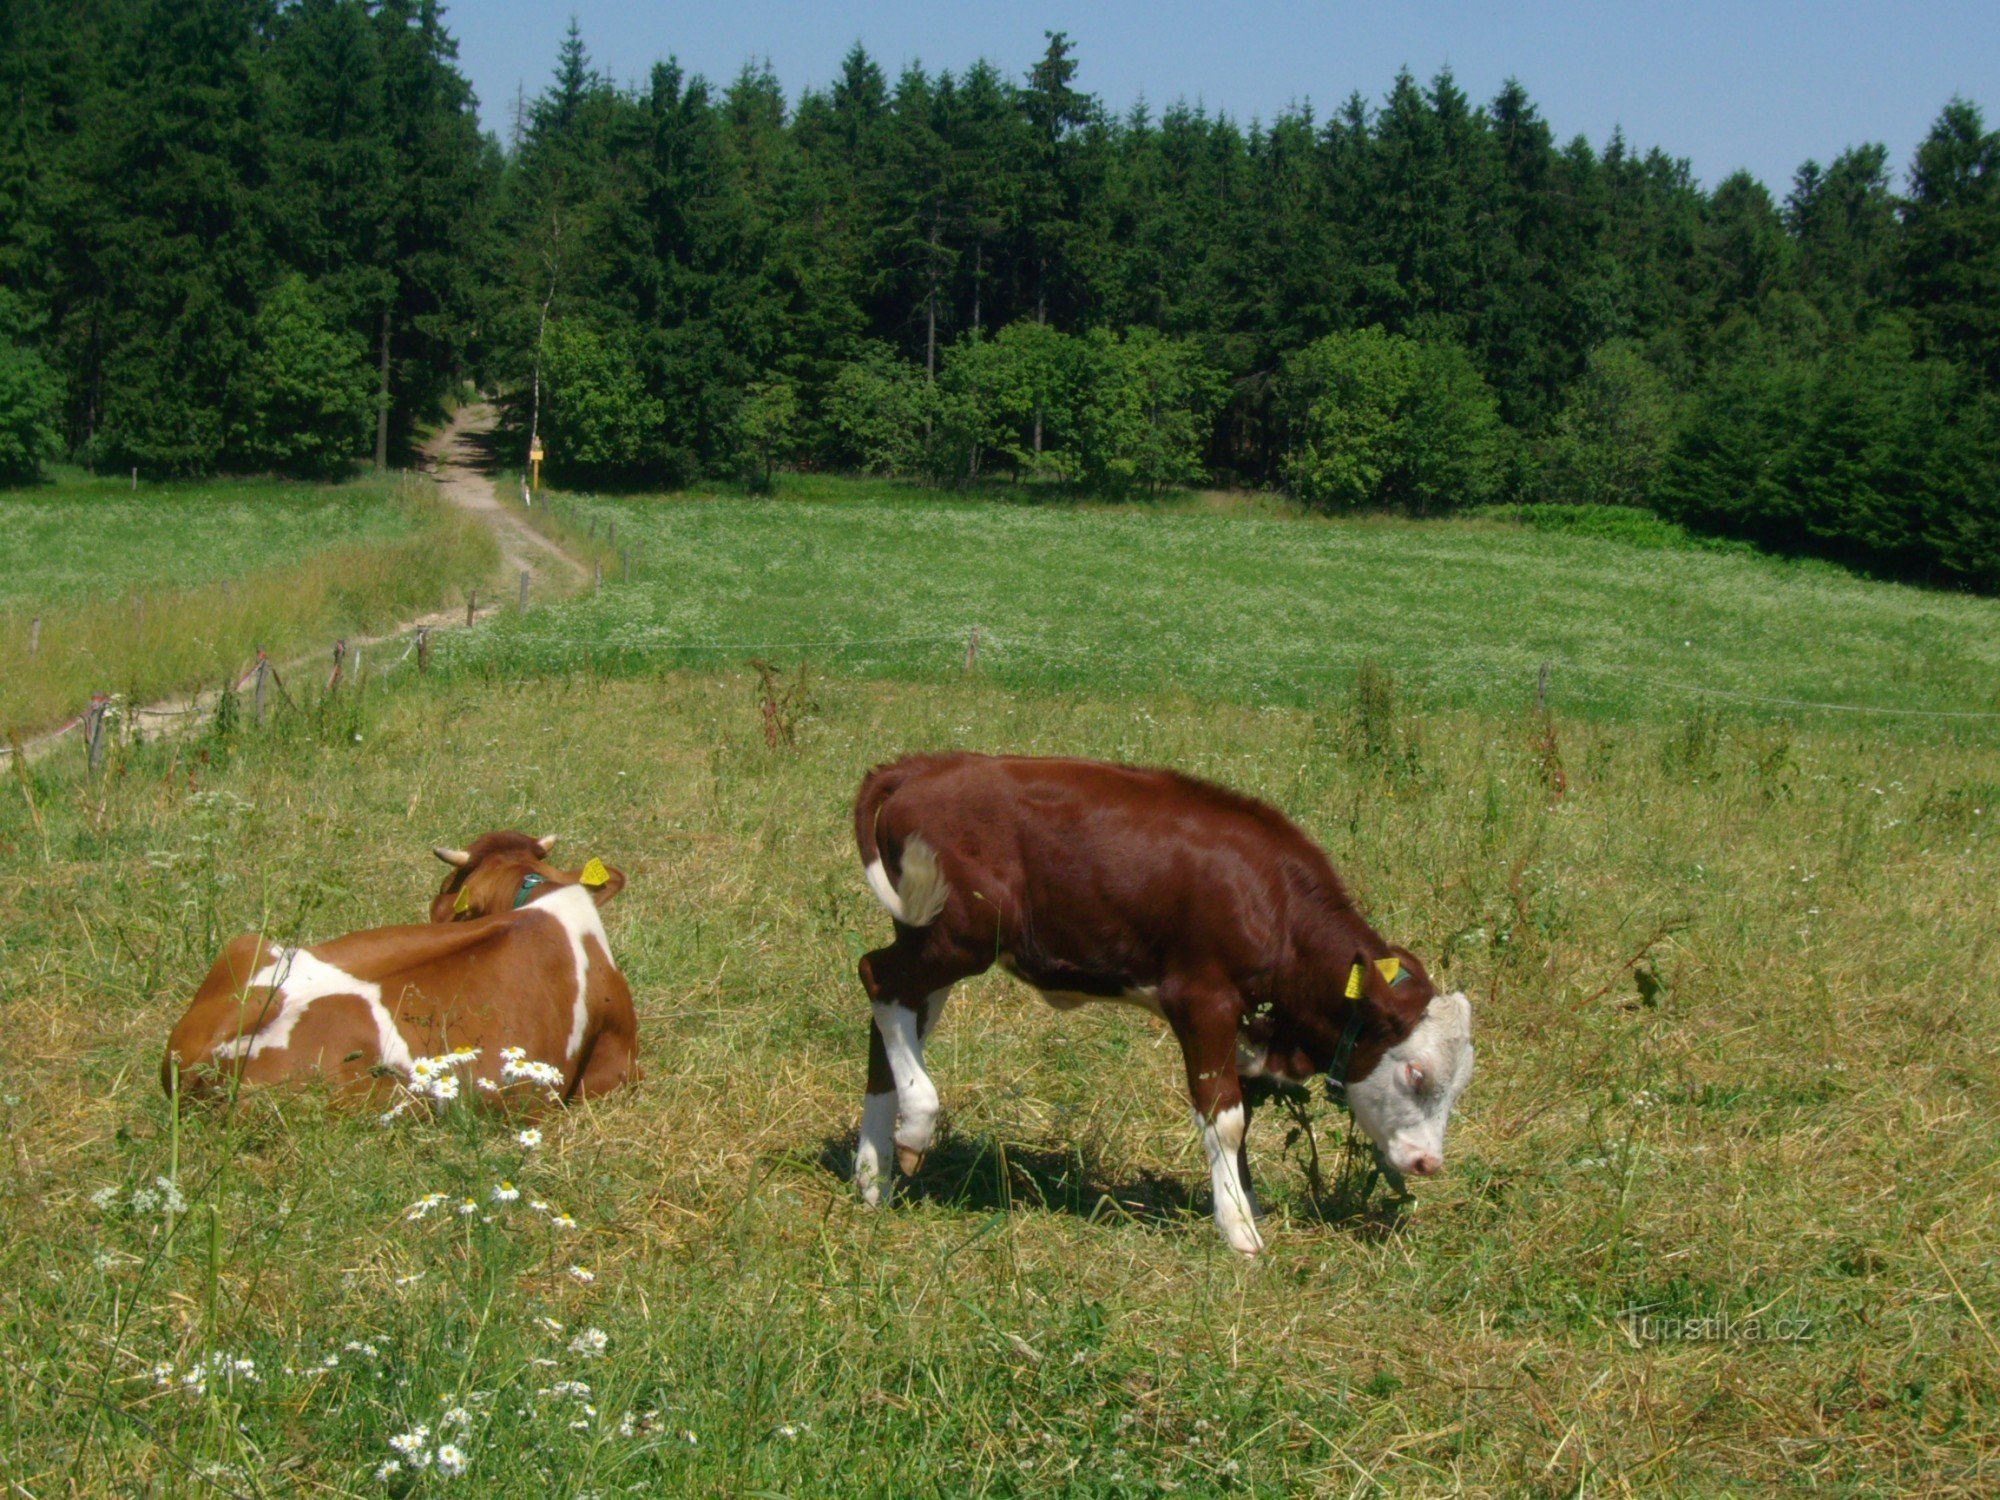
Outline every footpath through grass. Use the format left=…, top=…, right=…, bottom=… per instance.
left=0, top=471, right=496, bottom=741
left=474, top=481, right=2000, bottom=728
left=1, top=657, right=1996, bottom=1493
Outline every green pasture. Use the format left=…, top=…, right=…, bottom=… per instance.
left=2, top=487, right=1997, bottom=1493
left=0, top=471, right=420, bottom=608
left=479, top=483, right=2000, bottom=728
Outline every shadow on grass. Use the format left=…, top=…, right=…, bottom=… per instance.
left=813, top=1125, right=1410, bottom=1241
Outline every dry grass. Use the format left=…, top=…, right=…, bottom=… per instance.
left=2, top=661, right=1996, bottom=1494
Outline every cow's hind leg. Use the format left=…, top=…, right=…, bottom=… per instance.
left=856, top=942, right=963, bottom=1202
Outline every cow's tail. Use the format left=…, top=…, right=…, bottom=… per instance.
left=855, top=763, right=950, bottom=928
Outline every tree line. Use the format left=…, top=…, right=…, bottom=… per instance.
left=3, top=5, right=1997, bottom=587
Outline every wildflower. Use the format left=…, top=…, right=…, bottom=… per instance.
left=550, top=1380, right=592, bottom=1399
left=776, top=1423, right=801, bottom=1439
left=535, top=1316, right=565, bottom=1335
left=435, top=1443, right=468, bottom=1478
left=440, top=1405, right=472, bottom=1431
left=567, top=1265, right=595, bottom=1284
left=388, top=1426, right=431, bottom=1457
left=154, top=1176, right=188, bottom=1214
left=130, top=1187, right=161, bottom=1214
left=682, top=1430, right=699, bottom=1446
left=528, top=1199, right=552, bottom=1216
left=375, top=1460, right=402, bottom=1482
left=456, top=1199, right=477, bottom=1217
left=406, top=1192, right=448, bottom=1220
left=150, top=1362, right=176, bottom=1387
left=549, top=1213, right=577, bottom=1231
left=89, top=1186, right=120, bottom=1210
left=516, top=1128, right=543, bottom=1149
left=568, top=1328, right=608, bottom=1358
left=92, top=1251, right=119, bottom=1272
left=492, top=1180, right=521, bottom=1204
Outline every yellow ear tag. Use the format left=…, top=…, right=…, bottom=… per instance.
left=1375, top=956, right=1403, bottom=984
left=580, top=857, right=609, bottom=889
left=452, top=887, right=471, bottom=915
left=1345, top=963, right=1364, bottom=1000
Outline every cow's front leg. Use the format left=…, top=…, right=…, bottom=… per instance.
left=1174, top=990, right=1264, bottom=1256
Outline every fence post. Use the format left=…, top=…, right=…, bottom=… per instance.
left=130, top=466, right=136, bottom=492
left=416, top=626, right=431, bottom=676
left=466, top=589, right=477, bottom=627
left=607, top=519, right=616, bottom=548
left=588, top=516, right=597, bottom=540
left=964, top=626, right=979, bottom=674
left=328, top=639, right=346, bottom=694
left=353, top=644, right=363, bottom=686
left=1536, top=661, right=1550, bottom=715
left=621, top=550, right=631, bottom=583
left=27, top=617, right=38, bottom=658
left=594, top=561, right=603, bottom=591
left=518, top=568, right=530, bottom=612
left=85, top=692, right=109, bottom=774
left=253, top=650, right=269, bottom=725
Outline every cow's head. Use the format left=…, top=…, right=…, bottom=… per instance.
left=429, top=831, right=628, bottom=922
left=1339, top=947, right=1475, bottom=1181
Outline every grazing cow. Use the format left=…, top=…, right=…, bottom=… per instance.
left=162, top=832, right=638, bottom=1105
left=851, top=753, right=1474, bottom=1254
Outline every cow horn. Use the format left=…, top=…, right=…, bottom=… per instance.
left=534, top=834, right=558, bottom=855
left=432, top=846, right=472, bottom=868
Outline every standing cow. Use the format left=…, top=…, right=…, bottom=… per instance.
left=162, top=831, right=638, bottom=1104
left=851, top=753, right=1474, bottom=1254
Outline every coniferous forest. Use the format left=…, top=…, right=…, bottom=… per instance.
left=4, top=3, right=1998, bottom=588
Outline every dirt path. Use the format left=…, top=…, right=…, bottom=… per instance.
left=8, top=405, right=590, bottom=765
left=422, top=402, right=588, bottom=589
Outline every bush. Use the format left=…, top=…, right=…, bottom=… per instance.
left=1281, top=327, right=1507, bottom=513
left=228, top=276, right=375, bottom=477
left=0, top=293, right=62, bottom=483
left=821, top=343, right=930, bottom=474
left=1536, top=342, right=1679, bottom=507
left=541, top=320, right=666, bottom=486
left=1073, top=328, right=1226, bottom=496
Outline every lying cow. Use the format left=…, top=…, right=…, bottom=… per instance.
left=852, top=753, right=1474, bottom=1254
left=162, top=831, right=638, bottom=1105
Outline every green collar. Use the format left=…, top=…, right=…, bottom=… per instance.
left=1325, top=1008, right=1367, bottom=1106
left=513, top=872, right=548, bottom=910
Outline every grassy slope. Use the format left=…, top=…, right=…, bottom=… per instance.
left=0, top=472, right=496, bottom=740
left=1, top=491, right=1996, bottom=1493
left=488, top=482, right=2000, bottom=726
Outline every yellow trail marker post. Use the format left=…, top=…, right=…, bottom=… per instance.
left=529, top=437, right=544, bottom=494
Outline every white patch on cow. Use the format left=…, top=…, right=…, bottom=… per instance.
left=871, top=996, right=941, bottom=1165
left=1196, top=1103, right=1264, bottom=1255
left=1344, top=990, right=1475, bottom=1178
left=862, top=834, right=949, bottom=927
left=527, top=884, right=613, bottom=1064
left=212, top=947, right=413, bottom=1075
left=854, top=1091, right=896, bottom=1206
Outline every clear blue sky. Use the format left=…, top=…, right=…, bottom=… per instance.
left=448, top=1, right=1998, bottom=194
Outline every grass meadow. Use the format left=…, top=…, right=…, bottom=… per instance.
left=2, top=492, right=1998, bottom=1494
left=0, top=473, right=496, bottom=742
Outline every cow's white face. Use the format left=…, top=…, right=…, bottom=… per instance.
left=1345, top=991, right=1474, bottom=1179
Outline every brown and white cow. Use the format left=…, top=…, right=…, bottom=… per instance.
left=162, top=832, right=638, bottom=1106
left=851, top=753, right=1474, bottom=1254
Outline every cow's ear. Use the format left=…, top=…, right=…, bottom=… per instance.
left=578, top=860, right=626, bottom=906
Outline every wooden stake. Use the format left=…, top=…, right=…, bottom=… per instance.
left=328, top=640, right=346, bottom=693
left=466, top=589, right=477, bottom=627
left=85, top=693, right=109, bottom=774
left=965, top=626, right=979, bottom=673
left=253, top=652, right=268, bottom=724
left=416, top=626, right=431, bottom=676
left=1536, top=661, right=1550, bottom=715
